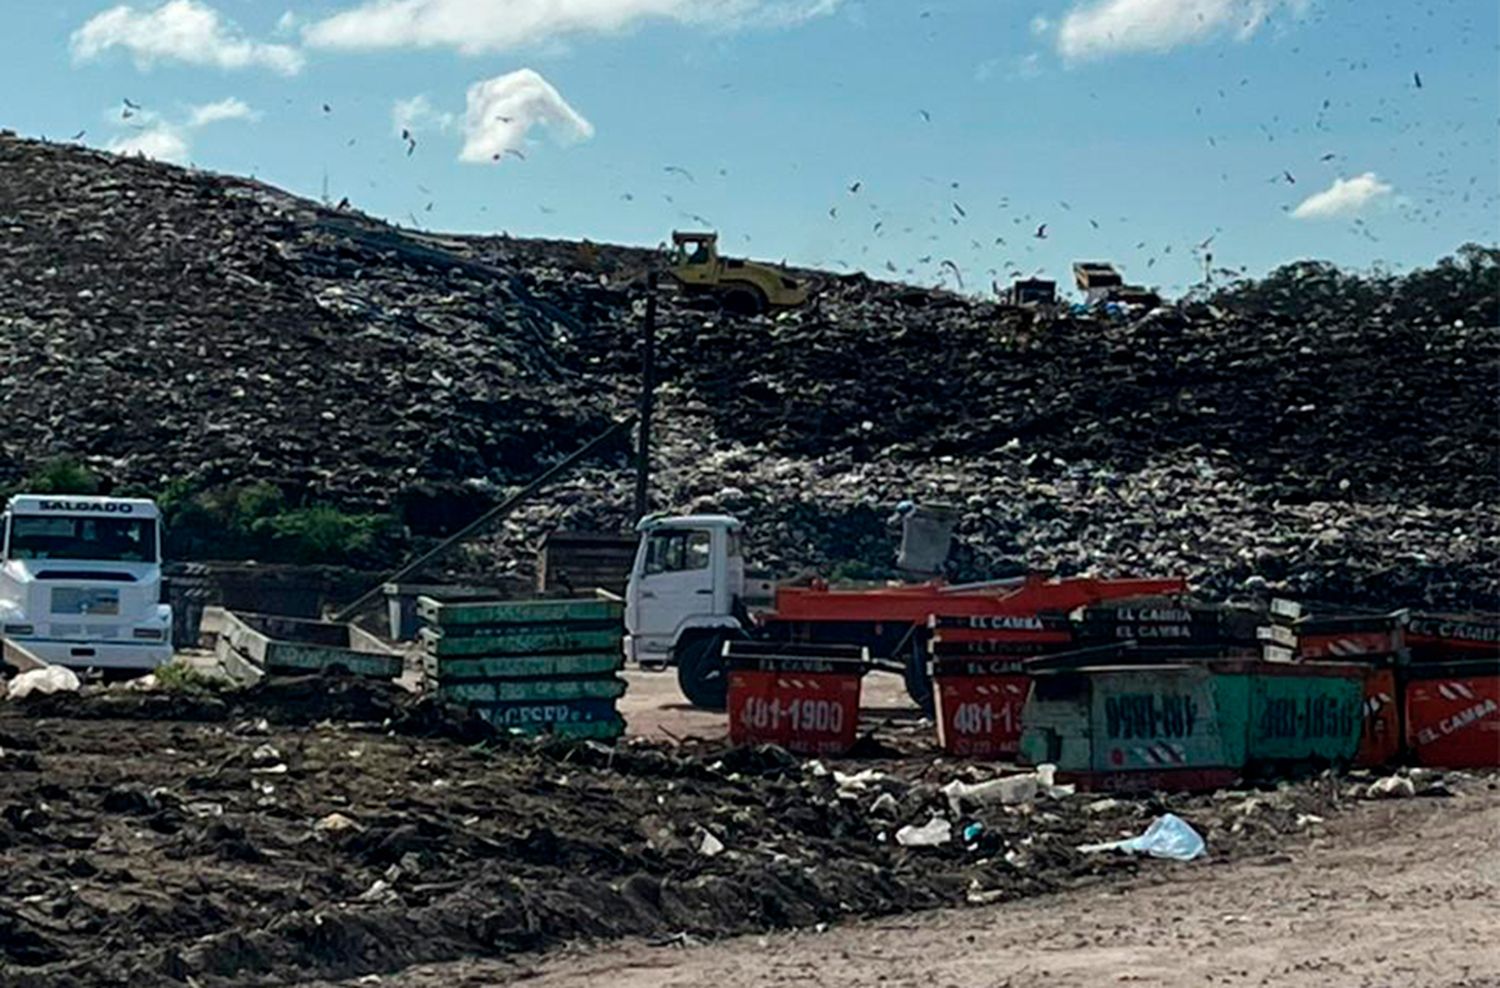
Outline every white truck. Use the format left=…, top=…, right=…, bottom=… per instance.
left=0, top=494, right=173, bottom=672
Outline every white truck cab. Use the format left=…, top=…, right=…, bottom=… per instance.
left=0, top=495, right=173, bottom=671
left=624, top=514, right=747, bottom=669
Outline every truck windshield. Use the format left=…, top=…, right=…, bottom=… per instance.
left=7, top=516, right=158, bottom=563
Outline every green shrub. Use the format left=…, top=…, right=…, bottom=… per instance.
left=154, top=662, right=229, bottom=693
left=11, top=457, right=100, bottom=496
left=255, top=504, right=396, bottom=564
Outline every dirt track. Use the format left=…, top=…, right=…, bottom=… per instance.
left=311, top=788, right=1500, bottom=988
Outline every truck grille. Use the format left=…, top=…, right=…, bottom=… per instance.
left=49, top=624, right=121, bottom=639
left=51, top=587, right=120, bottom=616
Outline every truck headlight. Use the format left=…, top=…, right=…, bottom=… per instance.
left=133, top=627, right=165, bottom=641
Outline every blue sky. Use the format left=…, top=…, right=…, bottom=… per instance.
left=5, top=0, right=1497, bottom=295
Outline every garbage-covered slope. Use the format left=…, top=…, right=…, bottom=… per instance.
left=0, top=133, right=1495, bottom=609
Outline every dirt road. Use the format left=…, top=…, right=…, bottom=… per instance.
left=316, top=787, right=1500, bottom=988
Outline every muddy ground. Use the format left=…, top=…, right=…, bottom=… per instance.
left=0, top=674, right=1490, bottom=987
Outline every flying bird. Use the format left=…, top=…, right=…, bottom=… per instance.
left=940, top=259, right=963, bottom=287
left=848, top=181, right=861, bottom=194
left=663, top=165, right=695, bottom=181
left=1034, top=223, right=1047, bottom=239
left=828, top=206, right=838, bottom=219
left=918, top=109, right=931, bottom=122
left=1413, top=71, right=1423, bottom=89
left=1283, top=170, right=1297, bottom=184
left=1319, top=152, right=1337, bottom=161
left=322, top=104, right=332, bottom=114
left=1089, top=219, right=1100, bottom=230
left=122, top=98, right=141, bottom=110
left=69, top=130, right=86, bottom=141
left=952, top=202, right=966, bottom=218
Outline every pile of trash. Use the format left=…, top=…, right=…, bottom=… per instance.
left=1, top=133, right=1495, bottom=610
left=5, top=677, right=1444, bottom=987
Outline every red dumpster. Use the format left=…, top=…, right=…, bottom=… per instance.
left=1403, top=661, right=1500, bottom=769
left=726, top=642, right=866, bottom=756
left=932, top=657, right=1030, bottom=758
left=1354, top=665, right=1403, bottom=767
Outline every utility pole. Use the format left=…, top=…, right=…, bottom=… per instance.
left=634, top=272, right=658, bottom=522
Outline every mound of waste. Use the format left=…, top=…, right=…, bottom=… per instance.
left=1, top=678, right=1456, bottom=987
left=0, top=133, right=1495, bottom=610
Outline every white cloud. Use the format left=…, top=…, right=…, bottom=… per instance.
left=72, top=0, right=305, bottom=74
left=393, top=94, right=454, bottom=136
left=107, top=124, right=190, bottom=163
left=187, top=97, right=259, bottom=127
left=459, top=69, right=594, bottom=163
left=1291, top=172, right=1394, bottom=220
left=103, top=95, right=256, bottom=164
left=1055, top=0, right=1296, bottom=61
left=303, top=0, right=840, bottom=54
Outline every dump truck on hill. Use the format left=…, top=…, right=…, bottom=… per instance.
left=0, top=495, right=172, bottom=672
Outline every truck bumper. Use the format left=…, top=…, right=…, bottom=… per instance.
left=6, top=638, right=172, bottom=672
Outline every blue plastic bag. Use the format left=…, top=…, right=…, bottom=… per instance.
left=1079, top=813, right=1205, bottom=861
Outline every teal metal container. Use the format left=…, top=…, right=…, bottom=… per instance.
left=417, top=595, right=628, bottom=740
left=1021, top=664, right=1237, bottom=791
left=1021, top=658, right=1367, bottom=791
left=1210, top=660, right=1364, bottom=768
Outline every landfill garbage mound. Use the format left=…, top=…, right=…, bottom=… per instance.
left=0, top=677, right=1451, bottom=988
left=1, top=133, right=1496, bottom=609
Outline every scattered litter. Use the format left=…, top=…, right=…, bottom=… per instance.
left=896, top=816, right=953, bottom=847
left=1079, top=814, right=1206, bottom=861
left=697, top=829, right=725, bottom=857
left=314, top=813, right=360, bottom=833
left=5, top=667, right=81, bottom=700
left=869, top=792, right=899, bottom=817
left=1366, top=775, right=1416, bottom=800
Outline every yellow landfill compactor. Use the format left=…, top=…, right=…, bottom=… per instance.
left=665, top=231, right=810, bottom=315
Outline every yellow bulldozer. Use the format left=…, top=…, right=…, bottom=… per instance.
left=664, top=231, right=810, bottom=315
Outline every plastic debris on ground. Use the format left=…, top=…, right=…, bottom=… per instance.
left=4, top=667, right=82, bottom=700
left=1078, top=813, right=1206, bottom=861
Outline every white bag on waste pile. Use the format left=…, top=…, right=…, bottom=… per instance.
left=896, top=816, right=953, bottom=847
left=942, top=775, right=1036, bottom=815
left=1078, top=813, right=1205, bottom=861
left=5, top=667, right=81, bottom=700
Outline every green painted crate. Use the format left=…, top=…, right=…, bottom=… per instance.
left=437, top=677, right=628, bottom=704
left=422, top=652, right=623, bottom=681
left=420, top=626, right=623, bottom=657
left=417, top=596, right=623, bottom=628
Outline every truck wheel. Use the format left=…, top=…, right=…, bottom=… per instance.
left=721, top=284, right=768, bottom=316
left=903, top=636, right=936, bottom=717
left=675, top=630, right=731, bottom=711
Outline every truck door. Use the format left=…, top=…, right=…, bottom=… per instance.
left=628, top=527, right=717, bottom=661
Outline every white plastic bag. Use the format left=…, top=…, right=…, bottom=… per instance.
left=5, top=666, right=81, bottom=700
left=896, top=816, right=953, bottom=847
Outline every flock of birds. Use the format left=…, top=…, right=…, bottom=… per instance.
left=75, top=5, right=1491, bottom=300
